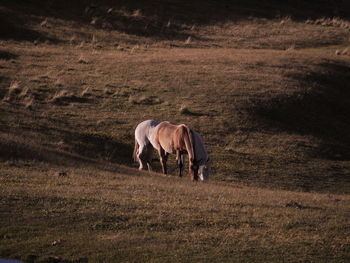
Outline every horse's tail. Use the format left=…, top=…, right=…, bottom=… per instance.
left=182, top=125, right=195, bottom=163
left=133, top=139, right=139, bottom=162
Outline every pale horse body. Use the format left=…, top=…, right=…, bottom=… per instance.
left=133, top=120, right=210, bottom=181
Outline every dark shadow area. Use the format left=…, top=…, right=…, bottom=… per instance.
left=285, top=201, right=322, bottom=210
left=0, top=128, right=133, bottom=167
left=50, top=95, right=93, bottom=105
left=1, top=0, right=349, bottom=41
left=0, top=50, right=18, bottom=60
left=26, top=255, right=88, bottom=263
left=0, top=76, right=11, bottom=101
left=252, top=60, right=350, bottom=161
left=180, top=108, right=206, bottom=117
left=66, top=131, right=134, bottom=165
left=0, top=8, right=59, bottom=42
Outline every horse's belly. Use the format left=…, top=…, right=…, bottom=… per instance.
left=164, top=145, right=174, bottom=154
left=158, top=140, right=174, bottom=154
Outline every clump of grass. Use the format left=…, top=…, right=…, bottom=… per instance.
left=78, top=55, right=89, bottom=64
left=55, top=140, right=73, bottom=151
left=116, top=45, right=125, bottom=51
left=91, top=35, right=97, bottom=44
left=132, top=9, right=142, bottom=17
left=130, top=45, right=139, bottom=54
left=77, top=41, right=85, bottom=49
left=286, top=44, right=296, bottom=51
left=18, top=87, right=30, bottom=99
left=103, top=87, right=114, bottom=95
left=40, top=18, right=50, bottom=28
left=128, top=95, right=161, bottom=105
left=81, top=87, right=92, bottom=97
left=2, top=82, right=35, bottom=109
left=22, top=95, right=35, bottom=110
left=280, top=16, right=292, bottom=25
left=50, top=90, right=71, bottom=104
left=179, top=104, right=191, bottom=114
left=50, top=89, right=89, bottom=105
left=54, top=77, right=64, bottom=87
left=334, top=48, right=348, bottom=56
left=342, top=48, right=349, bottom=55
left=306, top=17, right=350, bottom=29
left=18, top=87, right=35, bottom=109
left=179, top=104, right=204, bottom=116
left=69, top=35, right=76, bottom=45
left=2, top=81, right=21, bottom=103
left=90, top=17, right=99, bottom=25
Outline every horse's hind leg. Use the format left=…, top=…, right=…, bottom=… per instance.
left=159, top=148, right=168, bottom=174
left=146, top=144, right=154, bottom=171
left=137, top=144, right=148, bottom=170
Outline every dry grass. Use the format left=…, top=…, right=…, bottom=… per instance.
left=0, top=163, right=349, bottom=262
left=1, top=0, right=350, bottom=262
left=1, top=45, right=350, bottom=192
left=2, top=81, right=21, bottom=102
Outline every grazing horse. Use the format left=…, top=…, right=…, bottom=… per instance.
left=133, top=120, right=210, bottom=181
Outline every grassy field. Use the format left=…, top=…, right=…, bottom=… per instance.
left=1, top=0, right=350, bottom=262
left=1, top=163, right=350, bottom=262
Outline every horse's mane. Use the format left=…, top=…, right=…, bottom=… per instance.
left=186, top=126, right=196, bottom=163
left=175, top=124, right=196, bottom=163
left=191, top=131, right=208, bottom=165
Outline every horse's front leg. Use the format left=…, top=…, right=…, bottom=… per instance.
left=159, top=148, right=168, bottom=174
left=176, top=150, right=183, bottom=177
left=189, top=158, right=198, bottom=181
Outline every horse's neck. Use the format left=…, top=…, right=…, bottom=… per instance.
left=193, top=131, right=207, bottom=164
left=187, top=128, right=196, bottom=161
left=179, top=125, right=195, bottom=162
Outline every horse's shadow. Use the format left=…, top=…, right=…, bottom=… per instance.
left=0, top=124, right=134, bottom=167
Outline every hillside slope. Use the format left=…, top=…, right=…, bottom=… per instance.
left=1, top=1, right=350, bottom=262
left=1, top=0, right=350, bottom=193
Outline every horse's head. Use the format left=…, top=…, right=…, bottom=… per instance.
left=198, top=158, right=210, bottom=181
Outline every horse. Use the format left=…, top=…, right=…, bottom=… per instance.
left=133, top=120, right=210, bottom=181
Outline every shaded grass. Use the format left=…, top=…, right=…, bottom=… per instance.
left=1, top=0, right=350, bottom=49
left=0, top=163, right=349, bottom=262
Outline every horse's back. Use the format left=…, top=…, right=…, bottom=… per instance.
left=157, top=121, right=178, bottom=137
left=135, top=120, right=159, bottom=147
left=156, top=121, right=192, bottom=154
